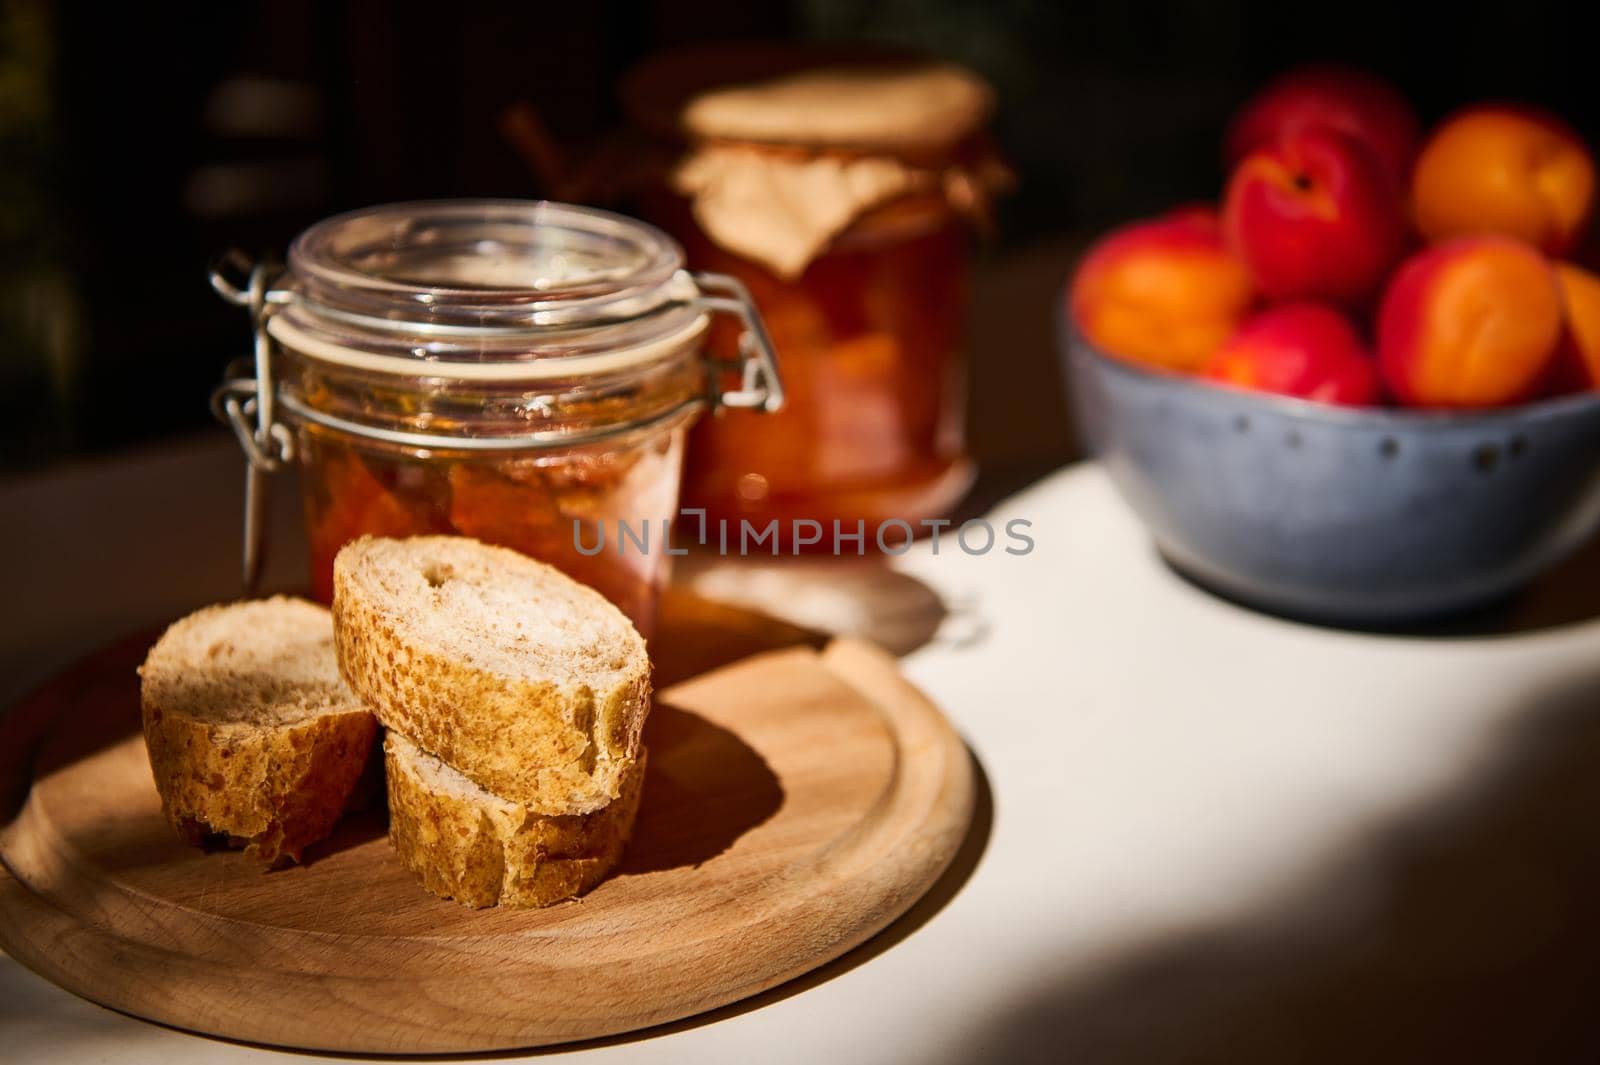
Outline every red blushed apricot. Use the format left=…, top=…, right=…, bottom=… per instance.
left=1223, top=128, right=1408, bottom=306
left=1378, top=237, right=1563, bottom=408
left=1204, top=302, right=1380, bottom=406
left=1070, top=211, right=1254, bottom=372
left=1225, top=64, right=1420, bottom=187
left=1413, top=105, right=1596, bottom=255
left=1553, top=262, right=1600, bottom=390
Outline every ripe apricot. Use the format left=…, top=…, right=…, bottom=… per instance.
left=1224, top=127, right=1408, bottom=306
left=1377, top=236, right=1563, bottom=408
left=1412, top=105, right=1596, bottom=255
left=1225, top=64, right=1419, bottom=187
left=1553, top=262, right=1600, bottom=391
left=1070, top=210, right=1254, bottom=372
left=1204, top=303, right=1379, bottom=406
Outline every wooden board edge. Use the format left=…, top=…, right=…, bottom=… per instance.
left=0, top=637, right=981, bottom=1054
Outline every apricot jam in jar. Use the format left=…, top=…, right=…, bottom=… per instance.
left=210, top=200, right=781, bottom=638
left=624, top=48, right=1009, bottom=549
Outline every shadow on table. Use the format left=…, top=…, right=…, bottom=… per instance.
left=935, top=664, right=1600, bottom=1065
left=1159, top=526, right=1600, bottom=639
left=656, top=461, right=1087, bottom=661
left=489, top=744, right=995, bottom=1061
left=663, top=558, right=949, bottom=671
left=617, top=704, right=784, bottom=876
left=0, top=628, right=153, bottom=827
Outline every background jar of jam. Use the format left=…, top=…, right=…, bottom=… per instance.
left=210, top=199, right=782, bottom=639
left=623, top=46, right=1009, bottom=550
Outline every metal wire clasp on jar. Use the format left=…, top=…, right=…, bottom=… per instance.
left=209, top=199, right=782, bottom=638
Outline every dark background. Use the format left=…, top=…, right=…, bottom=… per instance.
left=1, top=0, right=1593, bottom=473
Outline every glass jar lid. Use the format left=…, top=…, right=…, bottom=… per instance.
left=212, top=198, right=780, bottom=430
left=289, top=200, right=687, bottom=328
left=266, top=200, right=725, bottom=381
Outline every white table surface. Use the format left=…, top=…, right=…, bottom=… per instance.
left=6, top=438, right=1600, bottom=1063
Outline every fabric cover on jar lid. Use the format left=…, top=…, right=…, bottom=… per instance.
left=680, top=62, right=993, bottom=155
left=624, top=45, right=1006, bottom=280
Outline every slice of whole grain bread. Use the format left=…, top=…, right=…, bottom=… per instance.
left=385, top=731, right=646, bottom=908
left=138, top=597, right=378, bottom=865
left=332, top=536, right=651, bottom=814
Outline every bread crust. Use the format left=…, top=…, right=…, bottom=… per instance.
left=385, top=734, right=646, bottom=908
left=143, top=706, right=377, bottom=864
left=332, top=537, right=651, bottom=814
left=139, top=598, right=378, bottom=865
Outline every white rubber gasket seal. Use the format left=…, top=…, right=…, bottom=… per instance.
left=266, top=312, right=709, bottom=382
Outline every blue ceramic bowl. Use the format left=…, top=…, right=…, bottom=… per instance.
left=1063, top=325, right=1600, bottom=624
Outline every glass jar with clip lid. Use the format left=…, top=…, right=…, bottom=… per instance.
left=209, top=198, right=783, bottom=638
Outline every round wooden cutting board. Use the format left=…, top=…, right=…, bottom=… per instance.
left=0, top=619, right=974, bottom=1054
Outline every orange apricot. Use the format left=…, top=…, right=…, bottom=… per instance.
left=1412, top=105, right=1596, bottom=255
left=1069, top=210, right=1254, bottom=372
left=1377, top=236, right=1563, bottom=408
